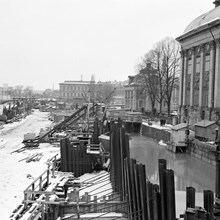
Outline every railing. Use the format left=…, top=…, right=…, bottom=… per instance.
left=23, top=153, right=59, bottom=204
left=24, top=169, right=50, bottom=203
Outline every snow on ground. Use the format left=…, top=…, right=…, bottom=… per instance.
left=0, top=110, right=60, bottom=219
left=142, top=120, right=172, bottom=131
left=158, top=140, right=168, bottom=146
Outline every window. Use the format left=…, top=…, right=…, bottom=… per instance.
left=138, top=99, right=143, bottom=108
left=205, top=55, right=210, bottom=72
left=196, top=57, right=200, bottom=73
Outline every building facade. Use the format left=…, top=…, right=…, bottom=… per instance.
left=176, top=1, right=220, bottom=124
left=124, top=65, right=179, bottom=114
left=59, top=80, right=96, bottom=106
left=124, top=76, right=145, bottom=111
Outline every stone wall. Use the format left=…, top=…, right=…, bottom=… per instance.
left=141, top=124, right=171, bottom=143
left=187, top=139, right=217, bottom=166
left=142, top=123, right=217, bottom=166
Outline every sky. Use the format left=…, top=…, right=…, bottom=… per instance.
left=0, top=0, right=214, bottom=91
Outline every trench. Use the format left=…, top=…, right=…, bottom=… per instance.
left=129, top=134, right=215, bottom=193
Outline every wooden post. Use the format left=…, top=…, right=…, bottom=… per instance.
left=158, top=159, right=167, bottom=220
left=39, top=176, right=42, bottom=191
left=94, top=195, right=97, bottom=212
left=32, top=183, right=35, bottom=200
left=186, top=187, right=195, bottom=208
left=47, top=165, right=50, bottom=186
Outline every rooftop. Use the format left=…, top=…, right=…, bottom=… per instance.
left=184, top=6, right=220, bottom=34
left=60, top=80, right=95, bottom=85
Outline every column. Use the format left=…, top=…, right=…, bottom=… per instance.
left=182, top=50, right=188, bottom=105
left=179, top=50, right=185, bottom=107
left=190, top=47, right=196, bottom=106
left=199, top=45, right=205, bottom=107
left=215, top=39, right=220, bottom=108
left=208, top=41, right=215, bottom=108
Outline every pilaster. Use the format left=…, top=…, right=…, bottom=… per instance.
left=199, top=45, right=205, bottom=107
left=190, top=47, right=196, bottom=106
left=208, top=41, right=215, bottom=108
left=179, top=50, right=185, bottom=107
left=183, top=51, right=188, bottom=105
left=214, top=39, right=220, bottom=108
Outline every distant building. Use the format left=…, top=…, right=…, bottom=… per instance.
left=59, top=78, right=96, bottom=106
left=124, top=75, right=145, bottom=111
left=124, top=64, right=179, bottom=114
left=176, top=1, right=220, bottom=124
left=0, top=87, right=13, bottom=102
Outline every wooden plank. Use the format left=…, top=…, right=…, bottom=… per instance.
left=24, top=190, right=56, bottom=195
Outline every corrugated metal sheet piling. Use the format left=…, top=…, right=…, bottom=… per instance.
left=159, top=159, right=167, bottom=220
left=166, top=169, right=176, bottom=220
left=186, top=187, right=195, bottom=209
left=60, top=138, right=95, bottom=177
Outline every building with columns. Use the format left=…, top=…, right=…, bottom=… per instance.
left=124, top=63, right=179, bottom=114
left=176, top=1, right=220, bottom=124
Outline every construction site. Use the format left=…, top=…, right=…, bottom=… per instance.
left=0, top=90, right=219, bottom=220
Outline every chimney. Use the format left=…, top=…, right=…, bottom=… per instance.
left=213, top=0, right=220, bottom=7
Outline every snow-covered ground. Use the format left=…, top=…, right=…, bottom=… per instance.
left=0, top=110, right=60, bottom=219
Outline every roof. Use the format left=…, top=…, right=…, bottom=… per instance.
left=172, top=123, right=188, bottom=131
left=184, top=6, right=220, bottom=34
left=60, top=80, right=95, bottom=85
left=194, top=120, right=216, bottom=128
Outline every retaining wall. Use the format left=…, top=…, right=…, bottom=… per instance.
left=141, top=123, right=217, bottom=166
left=187, top=139, right=217, bottom=166
left=141, top=123, right=171, bottom=143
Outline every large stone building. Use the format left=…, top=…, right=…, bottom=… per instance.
left=176, top=1, right=220, bottom=124
left=124, top=64, right=179, bottom=114
left=59, top=77, right=125, bottom=107
left=59, top=78, right=96, bottom=106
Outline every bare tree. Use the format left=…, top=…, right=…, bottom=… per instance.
left=96, top=82, right=114, bottom=103
left=23, top=86, right=33, bottom=98
left=137, top=37, right=180, bottom=116
left=160, top=37, right=180, bottom=115
left=14, top=85, right=23, bottom=98
left=137, top=58, right=158, bottom=113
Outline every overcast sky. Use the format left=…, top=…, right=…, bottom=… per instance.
left=0, top=0, right=214, bottom=90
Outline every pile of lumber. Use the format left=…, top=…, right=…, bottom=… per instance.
left=19, top=153, right=43, bottom=163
